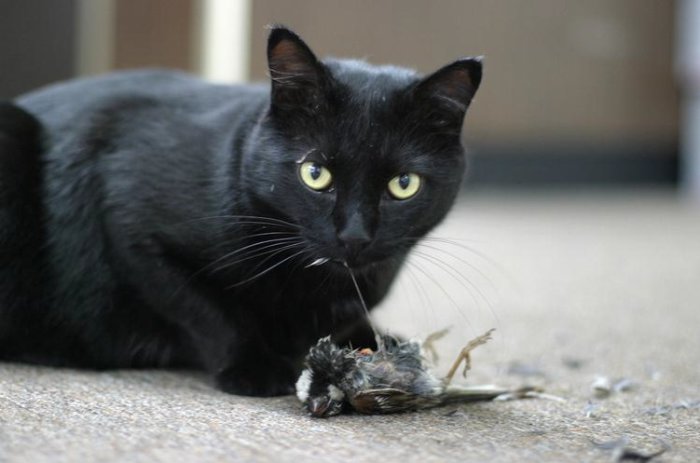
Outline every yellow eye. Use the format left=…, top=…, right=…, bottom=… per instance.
left=299, top=161, right=333, bottom=191
left=388, top=173, right=421, bottom=200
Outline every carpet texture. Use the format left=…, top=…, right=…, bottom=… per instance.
left=1, top=191, right=699, bottom=462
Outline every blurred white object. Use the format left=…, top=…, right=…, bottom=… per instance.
left=75, top=0, right=115, bottom=76
left=591, top=375, right=612, bottom=398
left=677, top=0, right=700, bottom=200
left=196, top=0, right=251, bottom=83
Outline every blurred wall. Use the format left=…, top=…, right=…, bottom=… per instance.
left=250, top=0, right=678, bottom=154
left=113, top=0, right=194, bottom=70
left=1, top=0, right=680, bottom=185
left=0, top=0, right=76, bottom=98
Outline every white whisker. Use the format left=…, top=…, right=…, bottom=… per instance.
left=344, top=262, right=382, bottom=351
left=213, top=241, right=306, bottom=275
left=229, top=248, right=309, bottom=288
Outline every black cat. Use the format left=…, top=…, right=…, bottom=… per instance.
left=0, top=27, right=481, bottom=396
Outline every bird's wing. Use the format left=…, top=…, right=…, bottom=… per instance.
left=350, top=385, right=533, bottom=415
left=349, top=388, right=441, bottom=415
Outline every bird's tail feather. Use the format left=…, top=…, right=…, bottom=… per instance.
left=439, top=384, right=539, bottom=404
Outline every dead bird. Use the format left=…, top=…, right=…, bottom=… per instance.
left=296, top=329, right=530, bottom=417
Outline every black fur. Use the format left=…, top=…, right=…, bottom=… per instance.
left=0, top=27, right=481, bottom=396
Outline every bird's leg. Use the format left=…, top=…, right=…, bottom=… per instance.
left=442, top=329, right=495, bottom=386
left=421, top=326, right=451, bottom=364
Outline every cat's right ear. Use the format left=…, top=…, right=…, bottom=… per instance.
left=267, top=26, right=327, bottom=114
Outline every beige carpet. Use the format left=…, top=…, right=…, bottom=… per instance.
left=2, top=190, right=699, bottom=462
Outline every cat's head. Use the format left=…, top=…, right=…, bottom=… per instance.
left=244, top=26, right=481, bottom=271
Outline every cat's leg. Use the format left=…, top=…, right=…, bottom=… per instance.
left=112, top=246, right=297, bottom=396
left=214, top=338, right=298, bottom=397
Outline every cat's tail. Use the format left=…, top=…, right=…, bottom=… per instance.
left=0, top=101, right=42, bottom=149
left=0, top=101, right=44, bottom=213
left=0, top=101, right=48, bottom=358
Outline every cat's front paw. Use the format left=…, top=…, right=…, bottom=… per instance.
left=216, top=356, right=297, bottom=397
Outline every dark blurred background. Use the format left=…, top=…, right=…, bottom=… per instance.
left=2, top=0, right=695, bottom=191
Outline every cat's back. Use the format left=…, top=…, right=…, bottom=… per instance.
left=15, top=69, right=267, bottom=139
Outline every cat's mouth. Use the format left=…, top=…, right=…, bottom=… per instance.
left=304, top=257, right=332, bottom=268
left=305, top=257, right=352, bottom=270
left=300, top=237, right=394, bottom=272
left=304, top=254, right=384, bottom=273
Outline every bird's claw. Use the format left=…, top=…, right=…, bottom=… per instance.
left=443, top=328, right=495, bottom=386
left=421, top=326, right=451, bottom=364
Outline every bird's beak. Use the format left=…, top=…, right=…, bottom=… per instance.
left=308, top=398, right=330, bottom=417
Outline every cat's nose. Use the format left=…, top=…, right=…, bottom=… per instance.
left=338, top=227, right=372, bottom=248
left=337, top=211, right=372, bottom=251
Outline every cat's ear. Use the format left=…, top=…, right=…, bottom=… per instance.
left=267, top=26, right=327, bottom=113
left=411, top=57, right=483, bottom=132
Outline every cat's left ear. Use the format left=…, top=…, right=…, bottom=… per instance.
left=411, top=57, right=483, bottom=131
left=267, top=26, right=328, bottom=114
